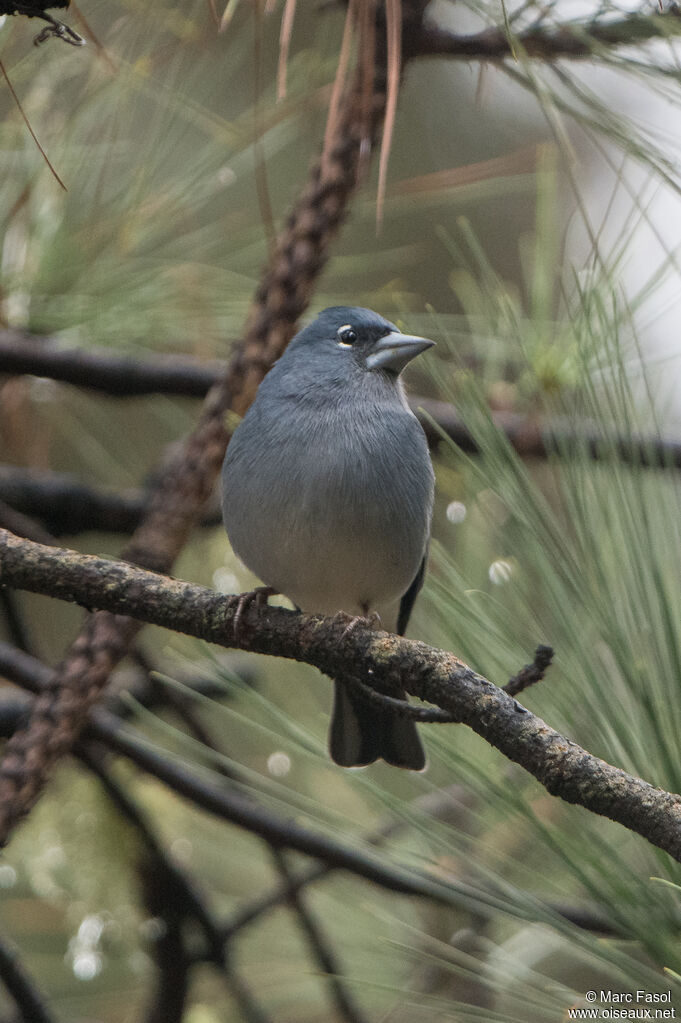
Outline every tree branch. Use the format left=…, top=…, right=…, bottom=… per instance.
left=504, top=645, right=554, bottom=697
left=414, top=398, right=681, bottom=470
left=0, top=330, right=222, bottom=397
left=2, top=528, right=681, bottom=864
left=138, top=850, right=193, bottom=1023
left=415, top=10, right=681, bottom=62
left=0, top=931, right=57, bottom=1023
left=140, top=658, right=371, bottom=1023
left=0, top=647, right=460, bottom=902
left=0, top=644, right=620, bottom=936
left=80, top=746, right=228, bottom=967
left=5, top=333, right=681, bottom=471
left=270, top=848, right=370, bottom=1023
left=92, top=715, right=453, bottom=899
left=0, top=497, right=55, bottom=547
left=0, top=466, right=221, bottom=537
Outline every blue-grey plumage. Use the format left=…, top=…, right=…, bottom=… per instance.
left=221, top=307, right=435, bottom=769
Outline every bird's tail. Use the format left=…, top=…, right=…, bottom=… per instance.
left=329, top=681, right=426, bottom=770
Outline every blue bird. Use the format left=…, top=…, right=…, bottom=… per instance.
left=221, top=307, right=435, bottom=769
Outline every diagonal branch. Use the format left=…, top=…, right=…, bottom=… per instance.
left=0, top=684, right=457, bottom=901
left=0, top=641, right=620, bottom=934
left=504, top=644, right=554, bottom=697
left=270, top=847, right=370, bottom=1023
left=80, top=746, right=228, bottom=967
left=2, top=528, right=681, bottom=864
left=0, top=929, right=57, bottom=1023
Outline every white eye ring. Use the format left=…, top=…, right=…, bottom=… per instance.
left=337, top=325, right=357, bottom=347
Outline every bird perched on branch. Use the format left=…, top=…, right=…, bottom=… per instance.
left=221, top=306, right=435, bottom=770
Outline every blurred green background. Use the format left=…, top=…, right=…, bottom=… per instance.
left=2, top=1, right=681, bottom=1020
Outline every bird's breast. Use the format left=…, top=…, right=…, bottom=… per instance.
left=222, top=400, right=433, bottom=616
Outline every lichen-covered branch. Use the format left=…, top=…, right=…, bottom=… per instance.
left=2, top=527, right=681, bottom=864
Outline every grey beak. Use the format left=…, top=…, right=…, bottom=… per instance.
left=365, top=332, right=435, bottom=374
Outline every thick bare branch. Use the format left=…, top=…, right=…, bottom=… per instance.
left=2, top=528, right=681, bottom=864
left=0, top=466, right=222, bottom=537
left=0, top=330, right=222, bottom=397
left=415, top=11, right=681, bottom=62
left=5, top=333, right=681, bottom=469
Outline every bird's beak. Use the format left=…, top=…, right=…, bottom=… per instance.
left=365, top=332, right=435, bottom=374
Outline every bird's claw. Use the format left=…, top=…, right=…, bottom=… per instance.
left=333, top=609, right=382, bottom=640
left=226, top=586, right=276, bottom=643
left=32, top=15, right=85, bottom=47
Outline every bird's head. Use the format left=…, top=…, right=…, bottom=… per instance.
left=287, top=306, right=435, bottom=378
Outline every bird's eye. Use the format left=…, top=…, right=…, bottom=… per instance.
left=337, top=325, right=357, bottom=347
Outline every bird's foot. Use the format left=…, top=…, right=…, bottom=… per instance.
left=332, top=609, right=382, bottom=640
left=226, top=586, right=277, bottom=643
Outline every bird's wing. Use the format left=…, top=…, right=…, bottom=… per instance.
left=396, top=549, right=428, bottom=637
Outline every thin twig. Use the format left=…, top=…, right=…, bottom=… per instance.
left=504, top=645, right=554, bottom=697
left=340, top=671, right=454, bottom=721
left=222, top=954, right=274, bottom=1023
left=270, top=847, right=370, bottom=1023
left=252, top=0, right=277, bottom=257
left=276, top=0, right=297, bottom=101
left=335, top=643, right=553, bottom=720
left=376, top=0, right=401, bottom=230
left=0, top=59, right=66, bottom=190
left=0, top=589, right=31, bottom=654
left=0, top=498, right=55, bottom=547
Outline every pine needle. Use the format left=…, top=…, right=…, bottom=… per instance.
left=252, top=0, right=276, bottom=255
left=277, top=0, right=297, bottom=101
left=321, top=0, right=356, bottom=173
left=376, top=0, right=402, bottom=231
left=207, top=0, right=220, bottom=29
left=0, top=58, right=66, bottom=191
